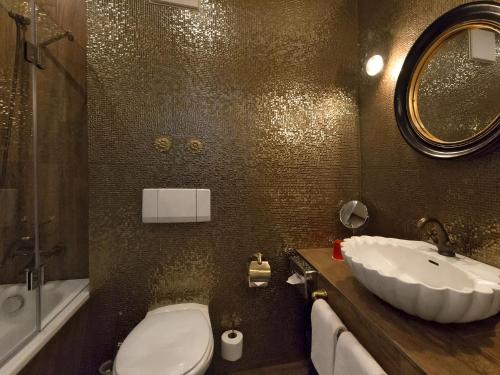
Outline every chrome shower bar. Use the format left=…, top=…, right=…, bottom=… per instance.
left=7, top=11, right=31, bottom=27
left=150, top=0, right=200, bottom=10
left=6, top=8, right=74, bottom=69
left=39, top=30, right=74, bottom=48
left=25, top=30, right=74, bottom=69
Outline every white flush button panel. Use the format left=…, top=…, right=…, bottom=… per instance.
left=142, top=188, right=211, bottom=223
left=158, top=189, right=197, bottom=223
left=469, top=29, right=497, bottom=62
left=149, top=0, right=200, bottom=10
left=142, top=189, right=158, bottom=223
left=196, top=189, right=211, bottom=222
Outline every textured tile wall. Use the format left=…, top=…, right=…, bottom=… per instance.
left=358, top=0, right=500, bottom=268
left=86, top=0, right=360, bottom=373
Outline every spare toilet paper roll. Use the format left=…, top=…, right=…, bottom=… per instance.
left=221, top=330, right=243, bottom=362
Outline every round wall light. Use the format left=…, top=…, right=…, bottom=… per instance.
left=365, top=54, right=384, bottom=76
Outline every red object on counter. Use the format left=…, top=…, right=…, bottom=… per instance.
left=332, top=239, right=344, bottom=260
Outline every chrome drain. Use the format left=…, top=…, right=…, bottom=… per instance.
left=2, top=295, right=25, bottom=315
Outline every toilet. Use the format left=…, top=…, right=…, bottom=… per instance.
left=113, top=303, right=214, bottom=375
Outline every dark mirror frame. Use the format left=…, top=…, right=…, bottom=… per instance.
left=394, top=1, right=500, bottom=159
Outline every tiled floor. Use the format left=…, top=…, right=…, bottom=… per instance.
left=231, top=360, right=311, bottom=375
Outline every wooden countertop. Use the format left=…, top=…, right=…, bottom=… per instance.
left=298, top=248, right=500, bottom=375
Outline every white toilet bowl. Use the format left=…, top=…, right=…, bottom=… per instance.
left=113, top=303, right=214, bottom=375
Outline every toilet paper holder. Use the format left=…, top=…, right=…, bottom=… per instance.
left=248, top=252, right=271, bottom=288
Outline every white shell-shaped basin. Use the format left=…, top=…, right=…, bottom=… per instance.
left=341, top=236, right=500, bottom=323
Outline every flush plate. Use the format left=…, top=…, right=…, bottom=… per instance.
left=142, top=189, right=211, bottom=223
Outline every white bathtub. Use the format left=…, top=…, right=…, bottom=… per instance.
left=0, top=279, right=89, bottom=375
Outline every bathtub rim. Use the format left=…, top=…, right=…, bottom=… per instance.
left=0, top=281, right=89, bottom=375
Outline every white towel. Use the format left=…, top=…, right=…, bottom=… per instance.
left=311, top=299, right=346, bottom=375
left=333, top=332, right=386, bottom=375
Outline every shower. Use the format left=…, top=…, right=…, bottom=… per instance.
left=0, top=1, right=89, bottom=368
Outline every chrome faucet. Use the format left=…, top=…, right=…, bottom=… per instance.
left=417, top=217, right=455, bottom=257
left=1, top=238, right=65, bottom=268
left=0, top=237, right=34, bottom=267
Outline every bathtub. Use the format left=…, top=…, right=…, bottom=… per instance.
left=0, top=279, right=89, bottom=375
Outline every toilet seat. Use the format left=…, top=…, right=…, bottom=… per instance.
left=114, top=304, right=213, bottom=375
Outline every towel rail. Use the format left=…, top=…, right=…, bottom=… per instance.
left=311, top=289, right=328, bottom=300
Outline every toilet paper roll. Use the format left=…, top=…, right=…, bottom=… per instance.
left=221, top=330, right=243, bottom=362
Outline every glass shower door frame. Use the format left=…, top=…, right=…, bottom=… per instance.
left=0, top=0, right=41, bottom=367
left=30, top=0, right=42, bottom=334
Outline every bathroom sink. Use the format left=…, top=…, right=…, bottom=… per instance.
left=341, top=236, right=500, bottom=323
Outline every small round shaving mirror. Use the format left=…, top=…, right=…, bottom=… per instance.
left=340, top=200, right=369, bottom=230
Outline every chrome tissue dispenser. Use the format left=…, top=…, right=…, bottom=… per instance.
left=287, top=250, right=318, bottom=300
left=248, top=252, right=271, bottom=287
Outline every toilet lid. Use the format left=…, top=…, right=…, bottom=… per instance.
left=115, top=310, right=210, bottom=375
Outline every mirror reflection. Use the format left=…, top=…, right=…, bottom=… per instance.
left=416, top=27, right=499, bottom=143
left=340, top=200, right=369, bottom=230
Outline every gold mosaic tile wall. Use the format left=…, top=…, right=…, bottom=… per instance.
left=358, top=0, right=500, bottom=268
left=87, top=0, right=359, bottom=372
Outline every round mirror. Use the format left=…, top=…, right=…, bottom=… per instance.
left=395, top=2, right=500, bottom=158
left=340, top=200, right=369, bottom=230
left=417, top=28, right=499, bottom=143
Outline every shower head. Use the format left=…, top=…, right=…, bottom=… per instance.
left=8, top=11, right=31, bottom=27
